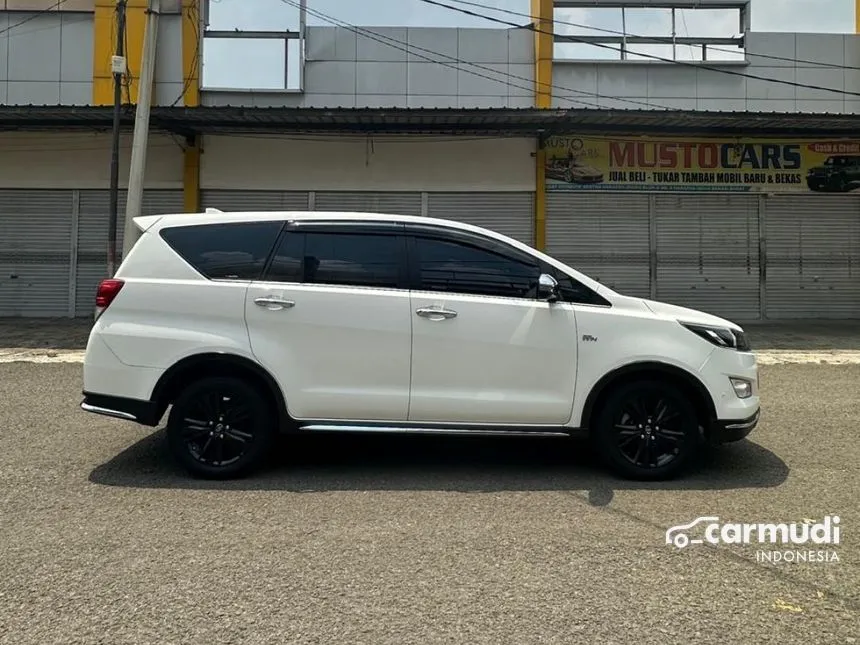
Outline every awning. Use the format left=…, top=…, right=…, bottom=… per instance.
left=0, top=105, right=859, bottom=137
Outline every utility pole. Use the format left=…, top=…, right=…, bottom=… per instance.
left=122, top=0, right=161, bottom=261
left=108, top=0, right=127, bottom=276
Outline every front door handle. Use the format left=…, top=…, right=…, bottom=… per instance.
left=254, top=297, right=296, bottom=310
left=416, top=307, right=458, bottom=320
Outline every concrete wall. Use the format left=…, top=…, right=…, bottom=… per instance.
left=0, top=132, right=183, bottom=188
left=0, top=4, right=185, bottom=106
left=202, top=26, right=535, bottom=109
left=553, top=32, right=860, bottom=113
left=200, top=135, right=535, bottom=191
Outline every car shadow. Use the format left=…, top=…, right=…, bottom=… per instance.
left=89, top=430, right=789, bottom=505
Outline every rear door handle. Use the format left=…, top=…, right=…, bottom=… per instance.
left=416, top=307, right=458, bottom=320
left=254, top=297, right=295, bottom=310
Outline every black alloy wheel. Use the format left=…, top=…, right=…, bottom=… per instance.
left=594, top=380, right=701, bottom=480
left=167, top=376, right=275, bottom=479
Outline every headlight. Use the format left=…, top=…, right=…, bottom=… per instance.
left=680, top=322, right=751, bottom=351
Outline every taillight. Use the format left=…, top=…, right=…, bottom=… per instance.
left=95, top=278, right=125, bottom=315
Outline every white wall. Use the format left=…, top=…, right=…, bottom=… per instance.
left=553, top=32, right=860, bottom=114
left=200, top=135, right=536, bottom=191
left=0, top=132, right=183, bottom=189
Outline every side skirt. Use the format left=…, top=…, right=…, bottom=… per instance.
left=296, top=421, right=576, bottom=438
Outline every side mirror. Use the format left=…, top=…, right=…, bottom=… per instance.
left=537, top=273, right=559, bottom=303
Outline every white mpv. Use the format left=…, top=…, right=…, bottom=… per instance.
left=81, top=210, right=760, bottom=480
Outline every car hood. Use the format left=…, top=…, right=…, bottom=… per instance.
left=640, top=298, right=742, bottom=331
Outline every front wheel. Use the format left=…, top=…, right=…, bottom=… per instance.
left=166, top=376, right=276, bottom=479
left=593, top=380, right=702, bottom=481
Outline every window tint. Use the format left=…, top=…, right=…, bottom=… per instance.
left=270, top=231, right=402, bottom=289
left=413, top=236, right=541, bottom=299
left=266, top=231, right=304, bottom=283
left=160, top=221, right=282, bottom=280
left=552, top=270, right=611, bottom=306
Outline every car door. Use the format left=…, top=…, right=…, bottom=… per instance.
left=244, top=220, right=413, bottom=422
left=405, top=225, right=579, bottom=426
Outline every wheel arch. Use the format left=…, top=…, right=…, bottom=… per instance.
left=579, top=361, right=718, bottom=431
left=150, top=353, right=292, bottom=430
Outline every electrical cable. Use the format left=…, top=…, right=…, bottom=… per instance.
left=445, top=0, right=860, bottom=71
left=170, top=1, right=202, bottom=107
left=0, top=0, right=70, bottom=38
left=419, top=0, right=860, bottom=97
left=279, top=0, right=679, bottom=111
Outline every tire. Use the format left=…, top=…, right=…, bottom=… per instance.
left=593, top=380, right=702, bottom=481
left=166, top=376, right=277, bottom=479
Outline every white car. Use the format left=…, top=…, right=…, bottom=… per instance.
left=81, top=210, right=760, bottom=480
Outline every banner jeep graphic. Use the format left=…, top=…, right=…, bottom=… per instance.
left=544, top=136, right=860, bottom=193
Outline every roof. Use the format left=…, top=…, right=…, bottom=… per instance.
left=1, top=104, right=860, bottom=136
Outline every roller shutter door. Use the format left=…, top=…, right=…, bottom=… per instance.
left=0, top=190, right=73, bottom=317
left=75, top=190, right=184, bottom=317
left=764, top=195, right=860, bottom=319
left=427, top=192, right=534, bottom=246
left=546, top=192, right=650, bottom=296
left=654, top=194, right=760, bottom=320
left=201, top=190, right=310, bottom=211
left=315, top=191, right=422, bottom=216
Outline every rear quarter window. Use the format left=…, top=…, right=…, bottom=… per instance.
left=159, top=221, right=283, bottom=280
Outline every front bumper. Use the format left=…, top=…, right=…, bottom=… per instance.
left=709, top=408, right=760, bottom=443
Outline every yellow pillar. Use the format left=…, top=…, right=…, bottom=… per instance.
left=181, top=0, right=202, bottom=212
left=93, top=0, right=152, bottom=105
left=856, top=0, right=860, bottom=33
left=531, top=0, right=553, bottom=251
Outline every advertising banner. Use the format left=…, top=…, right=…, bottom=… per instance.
left=544, top=135, right=860, bottom=193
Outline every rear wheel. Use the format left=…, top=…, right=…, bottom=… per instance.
left=593, top=380, right=702, bottom=481
left=166, top=376, right=276, bottom=479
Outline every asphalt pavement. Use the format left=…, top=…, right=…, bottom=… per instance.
left=0, top=363, right=857, bottom=644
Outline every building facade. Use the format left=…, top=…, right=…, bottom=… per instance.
left=0, top=0, right=858, bottom=320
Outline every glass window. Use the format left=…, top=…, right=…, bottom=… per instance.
left=160, top=221, right=282, bottom=280
left=301, top=232, right=402, bottom=289
left=266, top=232, right=304, bottom=283
left=413, top=236, right=541, bottom=299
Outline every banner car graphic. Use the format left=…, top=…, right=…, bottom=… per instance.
left=544, top=136, right=860, bottom=193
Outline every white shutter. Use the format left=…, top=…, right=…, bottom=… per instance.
left=427, top=192, right=534, bottom=246
left=764, top=195, right=860, bottom=319
left=315, top=191, right=422, bottom=216
left=654, top=194, right=761, bottom=320
left=201, top=189, right=310, bottom=211
left=546, top=192, right=650, bottom=296
left=0, top=190, right=73, bottom=316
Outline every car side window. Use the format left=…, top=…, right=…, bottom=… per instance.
left=265, top=230, right=402, bottom=289
left=159, top=221, right=283, bottom=280
left=266, top=231, right=304, bottom=283
left=412, top=235, right=541, bottom=299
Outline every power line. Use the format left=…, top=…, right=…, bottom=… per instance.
left=276, top=0, right=596, bottom=109
left=170, top=1, right=202, bottom=107
left=446, top=0, right=860, bottom=71
left=279, top=0, right=681, bottom=111
left=419, top=0, right=860, bottom=97
left=0, top=0, right=70, bottom=38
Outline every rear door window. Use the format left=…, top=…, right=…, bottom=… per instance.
left=160, top=221, right=284, bottom=280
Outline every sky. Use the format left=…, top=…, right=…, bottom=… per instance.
left=202, top=0, right=856, bottom=89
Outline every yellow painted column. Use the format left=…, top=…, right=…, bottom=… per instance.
left=856, top=0, right=860, bottom=33
left=531, top=0, right=553, bottom=251
left=93, top=0, right=152, bottom=105
left=181, top=0, right=202, bottom=212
